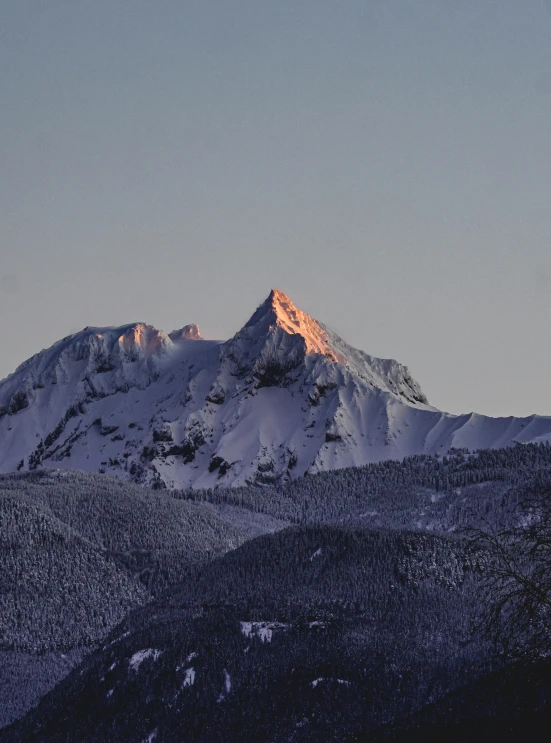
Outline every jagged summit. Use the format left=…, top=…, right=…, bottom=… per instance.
left=115, top=323, right=173, bottom=358
left=242, top=289, right=346, bottom=363
left=169, top=324, right=203, bottom=342
left=234, top=290, right=426, bottom=404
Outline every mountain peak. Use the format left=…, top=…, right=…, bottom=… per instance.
left=3, top=290, right=551, bottom=488
left=267, top=287, right=291, bottom=306
left=248, top=289, right=346, bottom=363
left=169, top=324, right=203, bottom=342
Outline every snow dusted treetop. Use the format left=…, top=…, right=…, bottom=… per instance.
left=0, top=289, right=550, bottom=488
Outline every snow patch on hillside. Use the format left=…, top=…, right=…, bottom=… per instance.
left=129, top=649, right=162, bottom=672
left=240, top=621, right=288, bottom=642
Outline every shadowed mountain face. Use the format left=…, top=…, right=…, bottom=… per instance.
left=1, top=290, right=551, bottom=489
left=372, top=657, right=551, bottom=742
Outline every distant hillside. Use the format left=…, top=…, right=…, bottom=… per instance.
left=180, top=442, right=551, bottom=530
left=1, top=526, right=494, bottom=743
left=0, top=470, right=248, bottom=728
left=3, top=444, right=551, bottom=735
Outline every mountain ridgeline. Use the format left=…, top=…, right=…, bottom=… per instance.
left=1, top=290, right=551, bottom=489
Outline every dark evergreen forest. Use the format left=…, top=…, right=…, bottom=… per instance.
left=2, top=443, right=551, bottom=740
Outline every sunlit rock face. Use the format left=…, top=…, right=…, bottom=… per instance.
left=1, top=290, right=551, bottom=489
left=169, top=324, right=203, bottom=342
left=117, top=324, right=173, bottom=359
left=245, top=289, right=348, bottom=362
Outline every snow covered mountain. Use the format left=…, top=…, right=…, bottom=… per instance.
left=1, top=289, right=551, bottom=488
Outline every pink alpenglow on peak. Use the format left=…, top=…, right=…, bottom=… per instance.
left=169, top=324, right=203, bottom=342
left=117, top=324, right=173, bottom=358
left=1, top=288, right=551, bottom=489
left=254, top=289, right=347, bottom=364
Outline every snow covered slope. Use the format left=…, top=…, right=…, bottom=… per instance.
left=1, top=290, right=550, bottom=488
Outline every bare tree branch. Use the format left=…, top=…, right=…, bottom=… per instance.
left=465, top=485, right=551, bottom=659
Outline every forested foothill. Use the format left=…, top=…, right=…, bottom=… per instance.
left=180, top=441, right=551, bottom=530
left=0, top=469, right=247, bottom=727
left=2, top=442, right=551, bottom=740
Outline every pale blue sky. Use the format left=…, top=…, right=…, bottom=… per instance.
left=1, top=1, right=550, bottom=417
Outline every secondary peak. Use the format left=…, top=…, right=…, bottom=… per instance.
left=169, top=324, right=203, bottom=342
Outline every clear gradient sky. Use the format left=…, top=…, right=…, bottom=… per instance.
left=1, top=1, right=550, bottom=417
